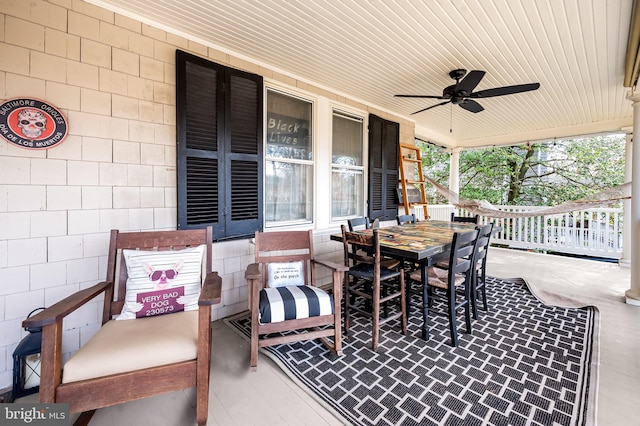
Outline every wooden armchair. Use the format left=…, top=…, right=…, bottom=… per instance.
left=22, top=227, right=222, bottom=426
left=245, top=230, right=347, bottom=370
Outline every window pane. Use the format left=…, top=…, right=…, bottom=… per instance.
left=266, top=161, right=313, bottom=223
left=331, top=110, right=364, bottom=220
left=332, top=113, right=363, bottom=166
left=332, top=168, right=363, bottom=218
left=266, top=90, right=312, bottom=160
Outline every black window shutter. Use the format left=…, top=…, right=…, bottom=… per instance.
left=224, top=71, right=263, bottom=238
left=176, top=50, right=263, bottom=239
left=368, top=114, right=399, bottom=221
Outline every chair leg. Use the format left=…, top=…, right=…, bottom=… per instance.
left=371, top=282, right=380, bottom=351
left=382, top=284, right=389, bottom=318
left=464, top=281, right=473, bottom=336
left=471, top=277, right=480, bottom=320
left=448, top=288, right=458, bottom=347
left=464, top=300, right=472, bottom=335
left=250, top=314, right=259, bottom=370
left=472, top=274, right=488, bottom=319
left=197, top=307, right=213, bottom=425
left=344, top=276, right=351, bottom=340
left=448, top=294, right=458, bottom=346
left=73, top=411, right=96, bottom=426
left=465, top=306, right=472, bottom=334
left=400, top=274, right=407, bottom=335
left=481, top=287, right=488, bottom=311
left=480, top=277, right=488, bottom=311
left=405, top=273, right=412, bottom=317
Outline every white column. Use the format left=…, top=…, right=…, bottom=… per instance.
left=625, top=92, right=640, bottom=306
left=620, top=128, right=632, bottom=268
left=449, top=148, right=460, bottom=206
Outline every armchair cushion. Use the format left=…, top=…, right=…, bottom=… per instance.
left=259, top=286, right=333, bottom=324
left=62, top=311, right=198, bottom=383
left=118, top=245, right=205, bottom=320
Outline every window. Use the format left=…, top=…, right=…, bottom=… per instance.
left=331, top=110, right=364, bottom=219
left=176, top=50, right=263, bottom=240
left=265, top=89, right=313, bottom=226
left=368, top=114, right=399, bottom=220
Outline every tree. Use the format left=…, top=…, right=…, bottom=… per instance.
left=419, top=134, right=625, bottom=206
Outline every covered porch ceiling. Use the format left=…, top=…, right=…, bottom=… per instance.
left=89, top=0, right=636, bottom=149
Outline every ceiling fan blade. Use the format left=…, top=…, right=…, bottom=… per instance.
left=395, top=94, right=446, bottom=99
left=455, top=70, right=485, bottom=94
left=459, top=99, right=484, bottom=113
left=410, top=100, right=451, bottom=115
left=470, top=82, right=540, bottom=98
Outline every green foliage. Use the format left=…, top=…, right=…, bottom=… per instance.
left=419, top=134, right=625, bottom=206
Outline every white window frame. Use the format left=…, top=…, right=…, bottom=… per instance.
left=264, top=87, right=315, bottom=228
left=330, top=109, right=366, bottom=221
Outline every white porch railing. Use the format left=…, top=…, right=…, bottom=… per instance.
left=415, top=204, right=624, bottom=260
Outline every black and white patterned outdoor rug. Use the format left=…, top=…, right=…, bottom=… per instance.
left=225, top=277, right=599, bottom=426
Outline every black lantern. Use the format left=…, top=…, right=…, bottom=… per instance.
left=12, top=308, right=45, bottom=401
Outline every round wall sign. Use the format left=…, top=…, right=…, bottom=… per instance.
left=0, top=98, right=69, bottom=150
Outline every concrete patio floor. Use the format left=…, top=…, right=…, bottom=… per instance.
left=18, top=247, right=639, bottom=425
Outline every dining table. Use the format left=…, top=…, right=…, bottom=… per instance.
left=331, top=219, right=479, bottom=341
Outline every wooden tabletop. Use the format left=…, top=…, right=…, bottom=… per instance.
left=332, top=220, right=478, bottom=262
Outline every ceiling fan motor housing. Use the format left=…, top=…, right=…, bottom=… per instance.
left=449, top=69, right=467, bottom=80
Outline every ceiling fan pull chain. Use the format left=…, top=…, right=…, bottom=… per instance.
left=450, top=104, right=453, bottom=133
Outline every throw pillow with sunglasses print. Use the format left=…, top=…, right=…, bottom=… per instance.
left=128, top=261, right=187, bottom=318
left=118, top=245, right=205, bottom=320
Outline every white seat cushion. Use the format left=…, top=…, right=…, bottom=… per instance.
left=62, top=310, right=198, bottom=383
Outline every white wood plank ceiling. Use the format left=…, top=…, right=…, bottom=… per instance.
left=89, top=0, right=635, bottom=148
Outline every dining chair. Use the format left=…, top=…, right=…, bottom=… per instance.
left=245, top=230, right=346, bottom=370
left=396, top=213, right=421, bottom=309
left=471, top=223, right=494, bottom=319
left=451, top=212, right=480, bottom=224
left=396, top=214, right=417, bottom=225
left=410, top=229, right=479, bottom=346
left=341, top=225, right=407, bottom=351
left=435, top=223, right=495, bottom=320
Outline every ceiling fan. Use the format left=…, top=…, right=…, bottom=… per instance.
left=395, top=69, right=540, bottom=115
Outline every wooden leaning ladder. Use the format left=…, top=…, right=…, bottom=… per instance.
left=398, top=143, right=429, bottom=219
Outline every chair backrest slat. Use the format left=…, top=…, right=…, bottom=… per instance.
left=396, top=214, right=416, bottom=225
left=451, top=213, right=480, bottom=224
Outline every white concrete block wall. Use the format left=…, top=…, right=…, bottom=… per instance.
left=0, top=0, right=415, bottom=390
